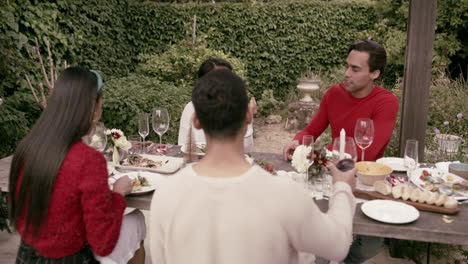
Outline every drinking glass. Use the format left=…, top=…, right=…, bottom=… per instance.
left=302, top=135, right=314, bottom=147
left=152, top=107, right=170, bottom=148
left=128, top=135, right=141, bottom=154
left=332, top=137, right=358, bottom=162
left=84, top=122, right=107, bottom=153
left=354, top=118, right=374, bottom=161
left=404, top=139, right=419, bottom=176
left=138, top=113, right=149, bottom=148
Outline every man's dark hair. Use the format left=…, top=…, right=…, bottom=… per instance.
left=192, top=69, right=248, bottom=139
left=197, top=57, right=233, bottom=78
left=348, top=40, right=387, bottom=78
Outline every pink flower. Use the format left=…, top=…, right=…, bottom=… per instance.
left=434, top=128, right=441, bottom=134
left=443, top=121, right=449, bottom=126
left=457, top=113, right=463, bottom=119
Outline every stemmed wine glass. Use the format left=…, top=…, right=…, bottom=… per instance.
left=354, top=118, right=374, bottom=161
left=404, top=139, right=419, bottom=177
left=138, top=113, right=149, bottom=152
left=152, top=107, right=170, bottom=149
left=332, top=137, right=358, bottom=162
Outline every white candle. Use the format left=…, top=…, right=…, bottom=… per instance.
left=339, top=128, right=345, bottom=160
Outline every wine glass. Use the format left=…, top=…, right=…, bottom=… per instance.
left=332, top=137, right=358, bottom=162
left=354, top=118, right=374, bottom=161
left=85, top=122, right=107, bottom=153
left=138, top=113, right=149, bottom=152
left=404, top=139, right=419, bottom=176
left=152, top=107, right=170, bottom=149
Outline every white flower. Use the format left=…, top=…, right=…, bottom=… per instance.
left=291, top=145, right=313, bottom=173
left=114, top=136, right=132, bottom=151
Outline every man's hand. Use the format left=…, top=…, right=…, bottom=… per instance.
left=283, top=140, right=299, bottom=160
left=113, top=175, right=133, bottom=196
left=328, top=163, right=357, bottom=191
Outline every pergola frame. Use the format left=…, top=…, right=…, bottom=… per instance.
left=399, top=0, right=437, bottom=162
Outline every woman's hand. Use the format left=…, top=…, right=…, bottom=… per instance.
left=113, top=175, right=133, bottom=196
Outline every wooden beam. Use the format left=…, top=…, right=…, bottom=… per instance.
left=399, top=0, right=437, bottom=162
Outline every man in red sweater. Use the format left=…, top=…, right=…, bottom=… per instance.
left=283, top=39, right=398, bottom=264
left=283, top=39, right=399, bottom=162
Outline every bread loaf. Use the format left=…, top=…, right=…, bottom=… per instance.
left=418, top=190, right=430, bottom=203
left=392, top=185, right=403, bottom=199
left=401, top=186, right=413, bottom=201
left=444, top=197, right=458, bottom=209
left=435, top=194, right=448, bottom=206
left=374, top=181, right=392, bottom=195
left=426, top=192, right=439, bottom=205
left=410, top=188, right=421, bottom=202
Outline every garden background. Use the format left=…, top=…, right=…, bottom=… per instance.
left=0, top=0, right=467, bottom=160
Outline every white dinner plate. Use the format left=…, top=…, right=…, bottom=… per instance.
left=116, top=154, right=184, bottom=174
left=361, top=200, right=420, bottom=224
left=109, top=171, right=166, bottom=195
left=409, top=168, right=468, bottom=201
left=376, top=157, right=406, bottom=172
left=181, top=143, right=206, bottom=156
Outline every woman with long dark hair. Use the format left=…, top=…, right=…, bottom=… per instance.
left=9, top=67, right=146, bottom=263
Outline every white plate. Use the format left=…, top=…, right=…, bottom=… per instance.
left=361, top=200, right=419, bottom=224
left=116, top=154, right=184, bottom=174
left=409, top=168, right=468, bottom=201
left=181, top=143, right=206, bottom=156
left=376, top=157, right=406, bottom=171
left=109, top=171, right=165, bottom=195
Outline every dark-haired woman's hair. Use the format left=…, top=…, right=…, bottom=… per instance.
left=348, top=40, right=387, bottom=78
left=8, top=67, right=102, bottom=236
left=197, top=58, right=233, bottom=78
left=192, top=69, right=248, bottom=139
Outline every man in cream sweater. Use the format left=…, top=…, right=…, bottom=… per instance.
left=150, top=69, right=357, bottom=264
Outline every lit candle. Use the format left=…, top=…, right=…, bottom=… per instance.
left=339, top=128, right=345, bottom=160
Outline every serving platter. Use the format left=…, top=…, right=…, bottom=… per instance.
left=376, top=157, right=406, bottom=172
left=409, top=168, right=468, bottom=201
left=116, top=154, right=184, bottom=174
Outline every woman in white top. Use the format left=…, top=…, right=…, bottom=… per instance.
left=177, top=58, right=256, bottom=152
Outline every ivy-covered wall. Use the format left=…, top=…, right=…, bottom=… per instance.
left=1, top=0, right=466, bottom=158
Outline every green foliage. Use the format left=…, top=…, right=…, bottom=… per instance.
left=0, top=92, right=41, bottom=158
left=101, top=74, right=191, bottom=144
left=370, top=0, right=468, bottom=83
left=0, top=1, right=71, bottom=97
left=127, top=0, right=374, bottom=100
left=137, top=38, right=246, bottom=87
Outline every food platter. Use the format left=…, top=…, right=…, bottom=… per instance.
left=116, top=154, right=184, bottom=174
left=109, top=171, right=165, bottom=195
left=361, top=199, right=420, bottom=224
left=376, top=157, right=406, bottom=172
left=180, top=143, right=206, bottom=156
left=409, top=168, right=468, bottom=201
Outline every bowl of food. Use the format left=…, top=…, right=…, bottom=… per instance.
left=355, top=161, right=393, bottom=186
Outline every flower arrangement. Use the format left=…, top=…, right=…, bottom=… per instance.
left=291, top=140, right=331, bottom=181
left=105, top=129, right=132, bottom=164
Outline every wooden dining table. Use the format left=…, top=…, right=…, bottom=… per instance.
left=1, top=146, right=467, bottom=247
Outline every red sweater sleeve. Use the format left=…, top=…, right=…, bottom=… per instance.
left=364, top=93, right=399, bottom=161
left=79, top=150, right=127, bottom=256
left=294, top=90, right=331, bottom=143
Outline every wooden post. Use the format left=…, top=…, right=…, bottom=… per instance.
left=399, top=0, right=437, bottom=162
